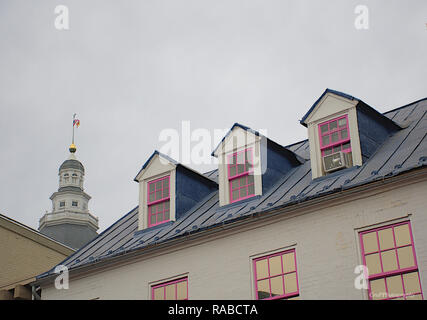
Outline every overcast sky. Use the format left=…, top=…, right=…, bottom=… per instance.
left=1, top=0, right=426, bottom=232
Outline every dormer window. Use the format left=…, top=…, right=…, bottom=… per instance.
left=147, top=176, right=170, bottom=227
left=319, top=115, right=351, bottom=156
left=300, top=89, right=401, bottom=179
left=228, top=148, right=255, bottom=203
left=135, top=151, right=217, bottom=231
left=212, top=123, right=302, bottom=207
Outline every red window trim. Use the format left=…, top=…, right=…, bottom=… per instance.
left=151, top=277, right=188, bottom=300
left=227, top=148, right=255, bottom=203
left=359, top=221, right=423, bottom=300
left=253, top=249, right=299, bottom=300
left=318, top=114, right=351, bottom=156
left=147, top=175, right=170, bottom=227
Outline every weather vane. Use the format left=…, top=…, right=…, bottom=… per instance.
left=70, top=113, right=80, bottom=153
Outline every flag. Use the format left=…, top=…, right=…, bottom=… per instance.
left=73, top=119, right=80, bottom=127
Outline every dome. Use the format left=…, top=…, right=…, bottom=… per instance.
left=59, top=159, right=85, bottom=173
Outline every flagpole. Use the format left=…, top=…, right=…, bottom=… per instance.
left=72, top=113, right=76, bottom=144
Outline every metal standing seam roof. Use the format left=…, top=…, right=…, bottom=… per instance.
left=37, top=97, right=427, bottom=279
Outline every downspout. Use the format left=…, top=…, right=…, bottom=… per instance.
left=31, top=284, right=41, bottom=300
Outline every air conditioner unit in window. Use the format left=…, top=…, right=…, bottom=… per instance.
left=322, top=151, right=351, bottom=173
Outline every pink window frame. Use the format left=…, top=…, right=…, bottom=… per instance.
left=318, top=114, right=351, bottom=156
left=147, top=175, right=170, bottom=227
left=359, top=221, right=423, bottom=300
left=253, top=249, right=299, bottom=300
left=227, top=148, right=255, bottom=203
left=151, top=277, right=188, bottom=300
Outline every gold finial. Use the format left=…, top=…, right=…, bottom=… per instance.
left=69, top=143, right=77, bottom=153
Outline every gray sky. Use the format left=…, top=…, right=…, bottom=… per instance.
left=1, top=0, right=426, bottom=232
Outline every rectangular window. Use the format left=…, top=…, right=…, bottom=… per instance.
left=59, top=201, right=65, bottom=208
left=359, top=221, right=423, bottom=300
left=72, top=201, right=78, bottom=207
left=152, top=277, right=188, bottom=300
left=228, top=148, right=255, bottom=203
left=318, top=115, right=351, bottom=156
left=147, top=176, right=170, bottom=227
left=253, top=249, right=299, bottom=300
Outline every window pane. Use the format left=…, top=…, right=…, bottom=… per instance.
left=362, top=232, right=378, bottom=254
left=239, top=176, right=247, bottom=186
left=163, top=188, right=169, bottom=198
left=329, top=121, right=337, bottom=131
left=155, top=190, right=162, bottom=200
left=284, top=273, right=297, bottom=294
left=245, top=150, right=251, bottom=163
left=378, top=228, right=394, bottom=251
left=282, top=252, right=296, bottom=273
left=257, top=279, right=270, bottom=299
left=270, top=276, right=284, bottom=297
left=397, top=246, right=415, bottom=269
left=237, top=164, right=245, bottom=174
left=150, top=212, right=156, bottom=225
left=403, top=272, right=421, bottom=295
left=394, top=224, right=411, bottom=247
left=331, top=132, right=339, bottom=143
left=387, top=275, right=404, bottom=298
left=248, top=184, right=255, bottom=195
left=322, top=135, right=330, bottom=146
left=149, top=183, right=155, bottom=192
left=232, top=190, right=239, bottom=201
left=340, top=129, right=348, bottom=140
left=333, top=145, right=342, bottom=153
left=338, top=117, right=347, bottom=128
left=256, top=259, right=269, bottom=279
left=365, top=253, right=382, bottom=275
left=156, top=213, right=163, bottom=224
left=176, top=281, right=187, bottom=300
left=165, top=284, right=175, bottom=300
left=381, top=250, right=398, bottom=272
left=229, top=179, right=237, bottom=189
left=154, top=181, right=161, bottom=189
left=236, top=152, right=244, bottom=165
left=342, top=142, right=351, bottom=150
left=164, top=178, right=169, bottom=188
left=164, top=209, right=170, bottom=221
left=149, top=193, right=155, bottom=202
left=247, top=175, right=254, bottom=185
left=323, top=148, right=332, bottom=155
left=229, top=166, right=236, bottom=177
left=240, top=187, right=247, bottom=198
left=320, top=124, right=328, bottom=134
left=269, top=256, right=282, bottom=276
left=153, top=287, right=164, bottom=300
left=370, top=278, right=386, bottom=300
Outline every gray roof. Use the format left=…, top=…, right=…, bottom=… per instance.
left=59, top=159, right=85, bottom=173
left=37, top=97, right=427, bottom=279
